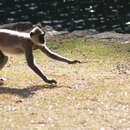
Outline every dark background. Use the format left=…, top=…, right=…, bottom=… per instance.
left=0, top=0, right=130, bottom=32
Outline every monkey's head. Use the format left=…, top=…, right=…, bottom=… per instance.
left=30, top=26, right=46, bottom=47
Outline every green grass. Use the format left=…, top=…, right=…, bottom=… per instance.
left=0, top=38, right=130, bottom=130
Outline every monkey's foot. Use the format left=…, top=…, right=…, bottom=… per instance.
left=0, top=78, right=7, bottom=81
left=0, top=78, right=7, bottom=85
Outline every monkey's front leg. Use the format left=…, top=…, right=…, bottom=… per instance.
left=40, top=45, right=81, bottom=64
left=28, top=63, right=57, bottom=84
left=25, top=47, right=57, bottom=84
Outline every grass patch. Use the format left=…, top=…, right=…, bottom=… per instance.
left=0, top=38, right=130, bottom=130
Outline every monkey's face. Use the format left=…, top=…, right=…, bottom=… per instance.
left=30, top=26, right=46, bottom=46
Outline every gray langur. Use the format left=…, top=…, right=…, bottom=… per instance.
left=0, top=26, right=80, bottom=84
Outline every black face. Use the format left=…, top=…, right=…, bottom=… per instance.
left=38, top=34, right=45, bottom=43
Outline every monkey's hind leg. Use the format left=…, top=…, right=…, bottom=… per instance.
left=0, top=51, right=8, bottom=83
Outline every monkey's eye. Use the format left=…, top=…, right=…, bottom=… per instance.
left=30, top=32, right=34, bottom=37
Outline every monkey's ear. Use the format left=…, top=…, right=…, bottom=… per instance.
left=43, top=30, right=46, bottom=36
left=37, top=25, right=42, bottom=29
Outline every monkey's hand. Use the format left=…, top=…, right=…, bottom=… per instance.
left=68, top=60, right=81, bottom=64
left=47, top=79, right=57, bottom=84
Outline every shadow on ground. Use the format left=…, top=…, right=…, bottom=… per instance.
left=0, top=84, right=57, bottom=98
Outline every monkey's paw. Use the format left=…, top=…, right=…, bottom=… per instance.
left=68, top=60, right=81, bottom=64
left=47, top=79, right=57, bottom=84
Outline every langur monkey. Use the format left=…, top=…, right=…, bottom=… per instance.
left=0, top=26, right=80, bottom=84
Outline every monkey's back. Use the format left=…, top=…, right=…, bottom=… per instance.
left=0, top=29, right=30, bottom=55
